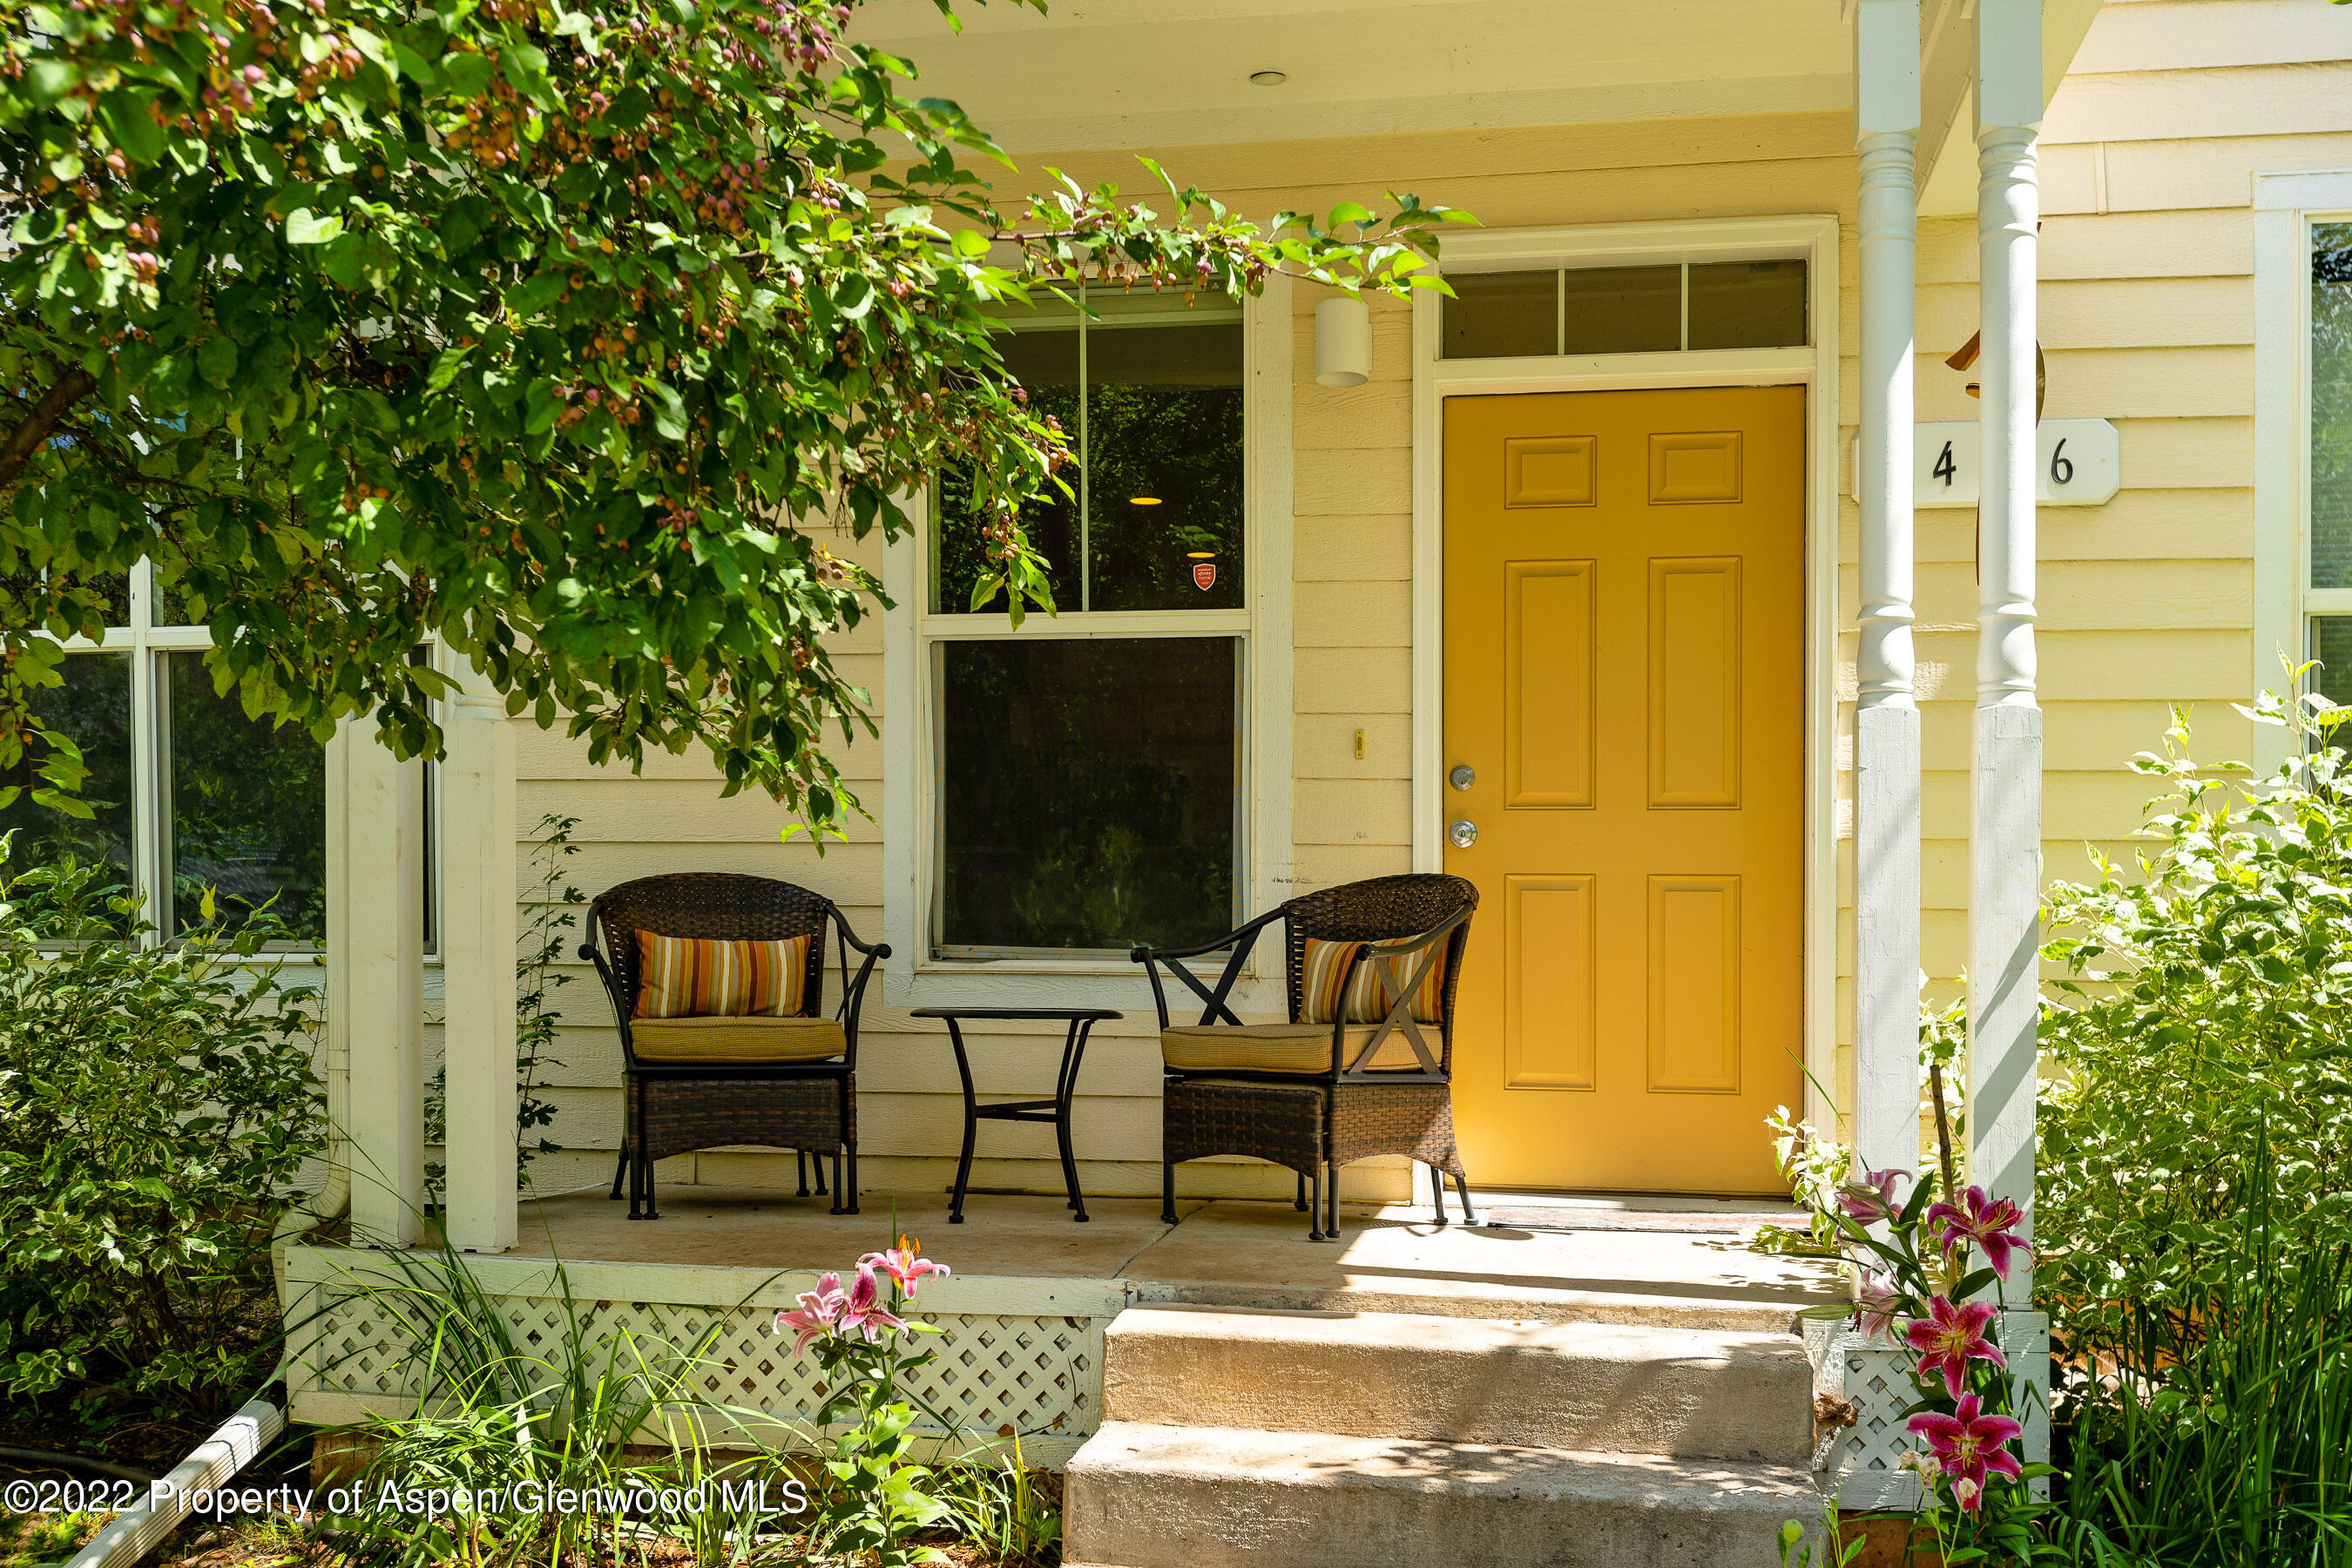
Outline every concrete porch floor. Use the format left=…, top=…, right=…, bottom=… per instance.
left=501, top=1184, right=1844, bottom=1333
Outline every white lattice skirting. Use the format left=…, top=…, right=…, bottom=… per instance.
left=1805, top=1309, right=2051, bottom=1511
left=282, top=1246, right=1130, bottom=1470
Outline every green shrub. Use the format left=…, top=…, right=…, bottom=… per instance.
left=2058, top=1146, right=2352, bottom=1566
left=0, top=838, right=322, bottom=1412
left=2037, top=693, right=2352, bottom=1371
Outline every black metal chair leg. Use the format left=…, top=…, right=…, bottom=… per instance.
left=845, top=1143, right=859, bottom=1214
left=640, top=1150, right=660, bottom=1220
left=1162, top=1161, right=1179, bottom=1226
left=1296, top=1170, right=1309, bottom=1212
left=830, top=1147, right=846, bottom=1215
left=610, top=1143, right=630, bottom=1201
left=1453, top=1170, right=1477, bottom=1224
left=814, top=1154, right=828, bottom=1196
left=625, top=1085, right=649, bottom=1220
left=1308, top=1165, right=1328, bottom=1241
left=1325, top=1159, right=1342, bottom=1241
left=1431, top=1162, right=1450, bottom=1226
left=796, top=1149, right=810, bottom=1198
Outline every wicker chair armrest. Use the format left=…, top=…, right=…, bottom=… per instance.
left=828, top=906, right=888, bottom=1066
left=577, top=935, right=637, bottom=1064
left=1328, top=905, right=1473, bottom=1077
left=1128, top=907, right=1283, bottom=965
left=1131, top=908, right=1283, bottom=1029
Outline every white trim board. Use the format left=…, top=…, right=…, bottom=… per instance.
left=880, top=275, right=1294, bottom=1011
left=1409, top=214, right=1843, bottom=1135
left=2254, top=170, right=2352, bottom=778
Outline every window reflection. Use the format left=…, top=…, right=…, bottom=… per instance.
left=1442, top=270, right=1558, bottom=359
left=937, top=637, right=1239, bottom=955
left=1085, top=320, right=1243, bottom=611
left=934, top=296, right=1244, bottom=615
left=2314, top=225, right=2352, bottom=591
left=0, top=654, right=135, bottom=916
left=1686, top=260, right=1808, bottom=350
left=163, top=652, right=328, bottom=943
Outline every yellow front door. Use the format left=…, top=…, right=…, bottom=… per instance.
left=1442, top=386, right=1805, bottom=1194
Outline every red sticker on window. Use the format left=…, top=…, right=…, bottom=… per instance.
left=1193, top=562, right=1217, bottom=591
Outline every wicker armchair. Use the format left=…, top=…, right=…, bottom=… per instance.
left=579, top=874, right=886, bottom=1220
left=1132, top=874, right=1477, bottom=1240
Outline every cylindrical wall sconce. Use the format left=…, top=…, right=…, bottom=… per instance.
left=1315, top=295, right=1372, bottom=389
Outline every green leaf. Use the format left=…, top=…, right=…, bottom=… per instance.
left=951, top=226, right=990, bottom=258
left=426, top=346, right=473, bottom=394
left=284, top=207, right=343, bottom=245
left=97, top=89, right=166, bottom=166
left=196, top=335, right=238, bottom=389
left=440, top=53, right=495, bottom=97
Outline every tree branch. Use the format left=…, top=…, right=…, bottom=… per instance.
left=0, top=367, right=99, bottom=493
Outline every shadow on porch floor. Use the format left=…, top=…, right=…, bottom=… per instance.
left=501, top=1184, right=1842, bottom=1331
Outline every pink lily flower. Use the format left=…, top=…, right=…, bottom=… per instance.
left=1854, top=1267, right=1902, bottom=1343
left=1925, top=1186, right=2033, bottom=1281
left=835, top=1263, right=906, bottom=1343
left=774, top=1271, right=847, bottom=1355
left=1906, top=1392, right=2024, bottom=1511
left=1904, top=1295, right=2008, bottom=1399
left=1836, top=1167, right=1909, bottom=1224
left=862, top=1233, right=951, bottom=1297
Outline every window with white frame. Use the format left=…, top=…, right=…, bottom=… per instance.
left=2308, top=222, right=2352, bottom=713
left=924, top=289, right=1247, bottom=959
left=0, top=559, right=329, bottom=946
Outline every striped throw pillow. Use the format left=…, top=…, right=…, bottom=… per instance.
left=632, top=931, right=811, bottom=1020
left=1299, top=935, right=1446, bottom=1026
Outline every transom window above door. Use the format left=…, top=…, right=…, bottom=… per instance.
left=923, top=290, right=1249, bottom=962
left=1440, top=260, right=1808, bottom=359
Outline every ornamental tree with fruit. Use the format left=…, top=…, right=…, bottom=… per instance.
left=1, top=0, right=1463, bottom=825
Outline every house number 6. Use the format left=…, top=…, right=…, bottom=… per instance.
left=2049, top=438, right=2072, bottom=486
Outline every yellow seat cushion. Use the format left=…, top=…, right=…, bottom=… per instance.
left=630, top=1015, right=846, bottom=1064
left=1160, top=1022, right=1435, bottom=1076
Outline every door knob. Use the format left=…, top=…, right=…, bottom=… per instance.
left=1449, top=818, right=1478, bottom=848
left=1449, top=764, right=1476, bottom=791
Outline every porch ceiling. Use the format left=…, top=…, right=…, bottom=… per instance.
left=848, top=0, right=1855, bottom=152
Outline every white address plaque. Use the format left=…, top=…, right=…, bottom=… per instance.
left=1847, top=418, right=2120, bottom=508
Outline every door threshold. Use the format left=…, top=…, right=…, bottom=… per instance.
left=1471, top=1187, right=1801, bottom=1215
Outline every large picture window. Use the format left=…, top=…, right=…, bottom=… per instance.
left=926, top=290, right=1247, bottom=958
left=0, top=560, right=328, bottom=945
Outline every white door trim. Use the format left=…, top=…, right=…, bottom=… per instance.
left=1409, top=214, right=1842, bottom=1130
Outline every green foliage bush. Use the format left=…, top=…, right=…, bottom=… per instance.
left=0, top=838, right=322, bottom=1412
left=2058, top=1150, right=2352, bottom=1565
left=2038, top=691, right=2352, bottom=1369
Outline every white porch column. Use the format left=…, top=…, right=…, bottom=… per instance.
left=334, top=719, right=425, bottom=1247
left=1970, top=0, right=2043, bottom=1291
left=440, top=679, right=518, bottom=1254
left=1852, top=0, right=1924, bottom=1182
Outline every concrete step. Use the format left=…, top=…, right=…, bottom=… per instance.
left=1102, top=1306, right=1815, bottom=1463
left=1064, top=1421, right=1821, bottom=1568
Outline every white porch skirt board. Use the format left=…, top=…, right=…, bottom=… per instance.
left=281, top=1245, right=1130, bottom=1471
